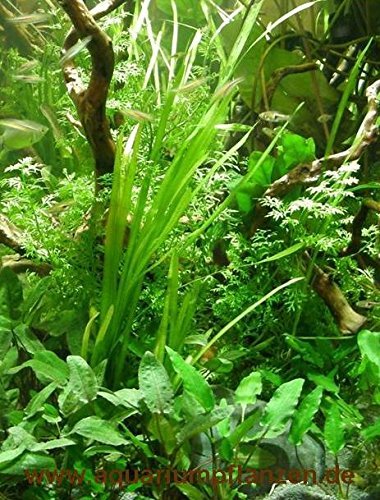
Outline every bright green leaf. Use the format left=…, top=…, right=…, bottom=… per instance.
left=30, top=438, right=76, bottom=452
left=358, top=330, right=380, bottom=375
left=260, top=378, right=304, bottom=438
left=66, top=355, right=98, bottom=403
left=289, top=386, right=323, bottom=445
left=324, top=404, right=345, bottom=455
left=166, top=347, right=215, bottom=412
left=235, top=372, right=262, bottom=408
left=307, top=372, right=339, bottom=393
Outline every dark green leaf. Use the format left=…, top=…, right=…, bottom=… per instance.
left=0, top=453, right=55, bottom=475
left=176, top=406, right=233, bottom=445
left=361, top=419, right=380, bottom=441
left=307, top=372, right=339, bottom=393
left=9, top=351, right=69, bottom=385
left=0, top=268, right=23, bottom=319
left=228, top=409, right=262, bottom=447
left=25, top=383, right=58, bottom=419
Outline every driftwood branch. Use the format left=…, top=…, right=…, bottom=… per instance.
left=0, top=215, right=25, bottom=254
left=265, top=62, right=319, bottom=105
left=2, top=255, right=52, bottom=277
left=248, top=79, right=380, bottom=236
left=311, top=263, right=367, bottom=334
left=58, top=0, right=131, bottom=181
left=0, top=215, right=52, bottom=276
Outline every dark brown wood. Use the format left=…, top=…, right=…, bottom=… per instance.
left=58, top=0, right=132, bottom=180
left=311, top=264, right=366, bottom=334
left=0, top=214, right=25, bottom=254
left=1, top=255, right=52, bottom=276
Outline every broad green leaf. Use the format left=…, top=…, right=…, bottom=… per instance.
left=176, top=391, right=205, bottom=419
left=98, top=388, right=141, bottom=409
left=285, top=335, right=325, bottom=368
left=138, top=352, right=174, bottom=414
left=0, top=453, right=55, bottom=475
left=9, top=351, right=69, bottom=385
left=176, top=483, right=205, bottom=500
left=260, top=369, right=283, bottom=387
left=68, top=416, right=127, bottom=446
left=0, top=447, right=25, bottom=468
left=57, top=356, right=98, bottom=415
left=236, top=191, right=253, bottom=213
left=166, top=347, right=215, bottom=412
left=248, top=152, right=276, bottom=186
left=41, top=403, right=61, bottom=425
left=228, top=409, right=262, bottom=448
left=12, top=324, right=44, bottom=355
left=176, top=406, right=233, bottom=446
left=204, top=357, right=233, bottom=374
left=58, top=385, right=81, bottom=416
left=219, top=437, right=234, bottom=461
left=25, top=382, right=58, bottom=419
left=30, top=438, right=76, bottom=452
left=277, top=133, right=315, bottom=173
left=215, top=399, right=232, bottom=438
left=307, top=372, right=339, bottom=393
left=2, top=426, right=36, bottom=451
left=324, top=404, right=345, bottom=454
left=66, top=355, right=98, bottom=403
left=358, top=330, right=380, bottom=375
left=235, top=372, right=262, bottom=408
left=260, top=378, right=304, bottom=438
left=289, top=386, right=323, bottom=445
